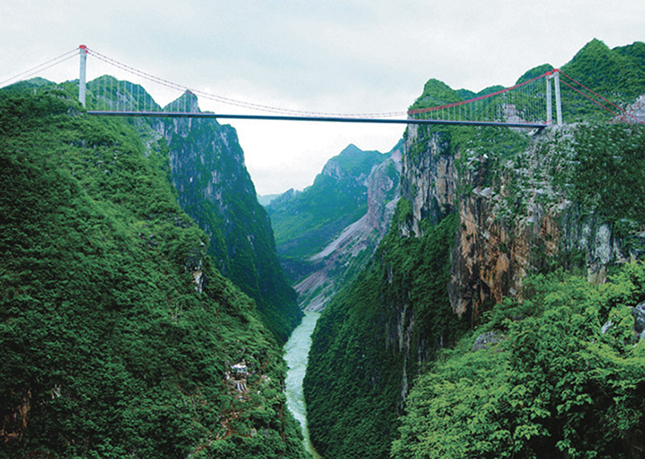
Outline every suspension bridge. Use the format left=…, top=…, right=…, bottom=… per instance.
left=3, top=45, right=643, bottom=128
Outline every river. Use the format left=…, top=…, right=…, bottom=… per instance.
left=284, top=310, right=321, bottom=458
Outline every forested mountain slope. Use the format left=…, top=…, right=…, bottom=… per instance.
left=304, top=39, right=645, bottom=459
left=0, top=85, right=308, bottom=459
left=86, top=80, right=302, bottom=344
left=266, top=144, right=401, bottom=310
left=267, top=144, right=389, bottom=277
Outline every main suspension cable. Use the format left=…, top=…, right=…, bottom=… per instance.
left=0, top=48, right=78, bottom=87
left=86, top=47, right=408, bottom=119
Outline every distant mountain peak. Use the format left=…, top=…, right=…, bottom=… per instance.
left=339, top=143, right=362, bottom=156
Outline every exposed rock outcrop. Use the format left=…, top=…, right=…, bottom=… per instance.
left=159, top=96, right=302, bottom=342
left=399, top=126, right=457, bottom=236
left=88, top=84, right=302, bottom=343
left=400, top=123, right=640, bottom=325
left=295, top=147, right=402, bottom=311
left=472, top=331, right=503, bottom=351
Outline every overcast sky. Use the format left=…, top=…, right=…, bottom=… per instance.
left=1, top=0, right=644, bottom=195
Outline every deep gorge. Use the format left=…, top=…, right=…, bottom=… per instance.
left=2, top=38, right=645, bottom=459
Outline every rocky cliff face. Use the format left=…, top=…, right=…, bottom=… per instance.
left=87, top=80, right=302, bottom=343
left=366, top=148, right=403, bottom=234
left=397, top=39, right=645, bottom=322
left=160, top=93, right=259, bottom=274
left=400, top=122, right=643, bottom=325
left=156, top=93, right=302, bottom=342
left=0, top=85, right=308, bottom=458
left=304, top=39, right=645, bottom=459
left=295, top=147, right=401, bottom=311
left=266, top=143, right=400, bottom=311
left=399, top=125, right=458, bottom=235
left=305, top=119, right=645, bottom=459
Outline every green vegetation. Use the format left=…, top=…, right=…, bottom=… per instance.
left=411, top=40, right=645, bottom=126
left=541, top=122, right=645, bottom=258
left=266, top=144, right=389, bottom=281
left=409, top=79, right=463, bottom=112
left=515, top=63, right=555, bottom=84
left=0, top=85, right=308, bottom=458
left=303, top=39, right=645, bottom=459
left=560, top=39, right=645, bottom=122
left=567, top=124, right=645, bottom=224
left=159, top=101, right=302, bottom=344
left=389, top=120, right=645, bottom=459
left=303, top=204, right=466, bottom=459
left=82, top=80, right=302, bottom=345
left=393, top=265, right=645, bottom=458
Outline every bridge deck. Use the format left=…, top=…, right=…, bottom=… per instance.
left=87, top=111, right=548, bottom=129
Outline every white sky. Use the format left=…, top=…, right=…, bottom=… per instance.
left=1, top=0, right=644, bottom=195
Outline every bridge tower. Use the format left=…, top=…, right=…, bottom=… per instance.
left=546, top=69, right=563, bottom=126
left=79, top=45, right=87, bottom=108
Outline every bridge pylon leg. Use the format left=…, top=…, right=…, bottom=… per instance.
left=554, top=69, right=563, bottom=126
left=546, top=70, right=563, bottom=126
left=79, top=45, right=87, bottom=108
left=546, top=76, right=552, bottom=124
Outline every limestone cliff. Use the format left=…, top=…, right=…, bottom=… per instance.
left=267, top=143, right=401, bottom=311
left=158, top=93, right=302, bottom=342
left=400, top=122, right=643, bottom=325
left=87, top=80, right=302, bottom=343
left=295, top=147, right=401, bottom=311
left=304, top=39, right=645, bottom=459
left=0, top=84, right=308, bottom=458
left=399, top=124, right=458, bottom=235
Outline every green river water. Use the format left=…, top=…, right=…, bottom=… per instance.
left=284, top=311, right=321, bottom=458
